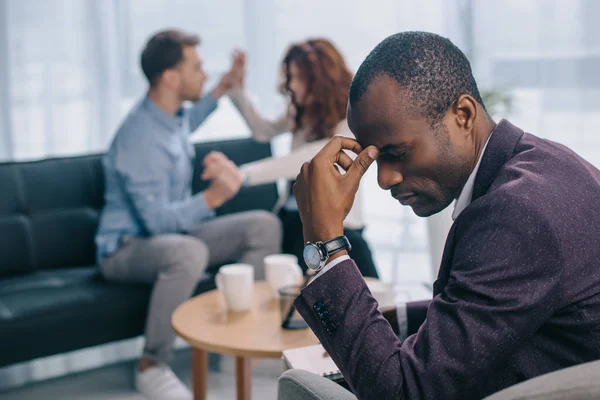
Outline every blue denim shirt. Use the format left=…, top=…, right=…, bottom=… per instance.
left=95, top=94, right=218, bottom=264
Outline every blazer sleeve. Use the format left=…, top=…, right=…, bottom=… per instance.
left=293, top=195, right=563, bottom=400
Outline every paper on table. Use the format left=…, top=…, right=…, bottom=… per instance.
left=282, top=343, right=343, bottom=381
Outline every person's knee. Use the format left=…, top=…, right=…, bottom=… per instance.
left=170, top=237, right=210, bottom=280
left=247, top=211, right=282, bottom=249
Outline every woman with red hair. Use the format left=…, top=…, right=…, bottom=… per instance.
left=229, top=38, right=378, bottom=277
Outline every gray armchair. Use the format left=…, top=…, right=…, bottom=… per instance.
left=278, top=360, right=600, bottom=400
left=484, top=360, right=600, bottom=400
left=278, top=370, right=356, bottom=400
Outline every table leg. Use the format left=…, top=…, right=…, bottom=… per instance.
left=236, top=356, right=252, bottom=400
left=192, top=348, right=208, bottom=400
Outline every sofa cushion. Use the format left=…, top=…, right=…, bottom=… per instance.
left=0, top=165, right=22, bottom=214
left=0, top=266, right=150, bottom=366
left=0, top=215, right=34, bottom=277
left=0, top=155, right=105, bottom=275
left=30, top=208, right=100, bottom=270
left=0, top=265, right=218, bottom=367
left=18, top=155, right=104, bottom=213
left=0, top=267, right=106, bottom=321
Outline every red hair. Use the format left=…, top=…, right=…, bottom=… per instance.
left=282, top=38, right=353, bottom=141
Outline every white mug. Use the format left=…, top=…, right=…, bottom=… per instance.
left=216, top=264, right=254, bottom=312
left=264, top=254, right=303, bottom=299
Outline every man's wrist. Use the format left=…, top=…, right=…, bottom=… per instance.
left=305, top=225, right=344, bottom=244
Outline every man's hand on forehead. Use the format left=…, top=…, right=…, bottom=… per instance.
left=293, top=136, right=379, bottom=244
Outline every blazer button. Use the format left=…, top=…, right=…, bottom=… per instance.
left=313, top=301, right=325, bottom=313
left=325, top=322, right=337, bottom=334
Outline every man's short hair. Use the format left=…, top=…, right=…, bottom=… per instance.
left=349, top=31, right=485, bottom=125
left=141, top=29, right=200, bottom=87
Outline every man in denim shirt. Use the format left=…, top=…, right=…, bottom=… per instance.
left=95, top=30, right=281, bottom=400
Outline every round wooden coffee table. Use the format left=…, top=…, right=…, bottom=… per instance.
left=172, top=281, right=318, bottom=400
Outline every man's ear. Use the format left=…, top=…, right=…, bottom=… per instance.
left=452, top=94, right=477, bottom=133
left=161, top=69, right=180, bottom=90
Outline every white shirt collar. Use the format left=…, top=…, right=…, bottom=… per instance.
left=452, top=132, right=495, bottom=221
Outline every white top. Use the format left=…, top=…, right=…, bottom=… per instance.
left=229, top=88, right=366, bottom=229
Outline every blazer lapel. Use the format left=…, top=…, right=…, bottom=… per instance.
left=433, top=222, right=458, bottom=296
left=471, top=119, right=525, bottom=203
left=433, top=119, right=525, bottom=295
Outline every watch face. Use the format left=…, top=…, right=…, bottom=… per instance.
left=303, top=244, right=322, bottom=270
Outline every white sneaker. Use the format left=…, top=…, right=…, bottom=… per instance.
left=135, top=364, right=192, bottom=400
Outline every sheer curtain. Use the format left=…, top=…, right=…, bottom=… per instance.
left=0, top=0, right=11, bottom=160
left=473, top=0, right=600, bottom=167
left=1, top=0, right=254, bottom=163
left=5, top=0, right=121, bottom=160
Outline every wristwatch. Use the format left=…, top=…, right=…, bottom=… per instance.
left=303, top=236, right=352, bottom=272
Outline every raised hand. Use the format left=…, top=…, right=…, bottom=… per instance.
left=293, top=136, right=379, bottom=243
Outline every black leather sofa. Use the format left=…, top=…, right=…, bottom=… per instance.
left=0, top=138, right=278, bottom=368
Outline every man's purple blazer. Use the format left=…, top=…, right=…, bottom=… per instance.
left=294, top=120, right=600, bottom=399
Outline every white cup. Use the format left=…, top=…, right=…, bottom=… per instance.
left=264, top=254, right=304, bottom=299
left=216, top=264, right=254, bottom=312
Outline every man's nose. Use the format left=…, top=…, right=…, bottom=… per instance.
left=377, top=162, right=404, bottom=190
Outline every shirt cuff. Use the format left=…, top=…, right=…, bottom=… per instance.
left=397, top=302, right=408, bottom=341
left=306, top=255, right=350, bottom=286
